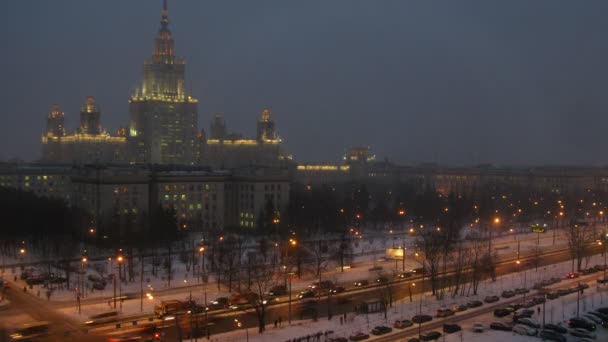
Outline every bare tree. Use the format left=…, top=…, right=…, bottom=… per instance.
left=564, top=222, right=593, bottom=272
left=241, top=253, right=278, bottom=334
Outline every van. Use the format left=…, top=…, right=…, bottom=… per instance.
left=10, top=321, right=50, bottom=341
left=84, top=311, right=119, bottom=325
left=154, top=300, right=187, bottom=318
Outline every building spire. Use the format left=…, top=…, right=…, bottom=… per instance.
left=161, top=0, right=169, bottom=28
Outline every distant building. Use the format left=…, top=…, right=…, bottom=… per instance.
left=198, top=109, right=287, bottom=169
left=0, top=163, right=289, bottom=236
left=128, top=0, right=198, bottom=164
left=41, top=98, right=127, bottom=164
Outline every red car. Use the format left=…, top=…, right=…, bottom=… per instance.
left=566, top=272, right=580, bottom=279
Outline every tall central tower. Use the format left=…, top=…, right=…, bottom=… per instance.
left=129, top=0, right=198, bottom=164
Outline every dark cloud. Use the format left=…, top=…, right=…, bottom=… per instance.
left=1, top=0, right=607, bottom=165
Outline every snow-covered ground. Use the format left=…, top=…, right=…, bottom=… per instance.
left=193, top=253, right=608, bottom=342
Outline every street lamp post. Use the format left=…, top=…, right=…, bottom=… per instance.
left=117, top=255, right=124, bottom=311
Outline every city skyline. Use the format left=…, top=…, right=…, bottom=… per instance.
left=3, top=1, right=608, bottom=165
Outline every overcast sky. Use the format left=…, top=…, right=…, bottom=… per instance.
left=2, top=0, right=608, bottom=166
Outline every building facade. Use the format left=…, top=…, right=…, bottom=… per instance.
left=41, top=98, right=127, bottom=164
left=128, top=0, right=198, bottom=165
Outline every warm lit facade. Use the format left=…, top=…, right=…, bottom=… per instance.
left=198, top=109, right=286, bottom=169
left=128, top=1, right=198, bottom=165
left=41, top=98, right=127, bottom=164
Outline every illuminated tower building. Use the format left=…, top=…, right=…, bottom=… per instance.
left=256, top=108, right=276, bottom=142
left=45, top=104, right=66, bottom=139
left=129, top=0, right=198, bottom=164
left=79, top=96, right=101, bottom=135
left=41, top=104, right=66, bottom=161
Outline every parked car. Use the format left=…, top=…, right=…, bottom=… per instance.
left=514, top=308, right=535, bottom=319
left=514, top=287, right=530, bottom=295
left=412, top=314, right=433, bottom=324
left=582, top=314, right=603, bottom=325
left=328, top=338, right=348, bottom=342
left=472, top=323, right=484, bottom=333
left=442, top=323, right=461, bottom=333
left=393, top=319, right=413, bottom=329
left=547, top=291, right=560, bottom=300
left=569, top=328, right=596, bottom=339
left=512, top=324, right=537, bottom=336
left=587, top=311, right=608, bottom=321
left=544, top=323, right=567, bottom=334
left=466, top=300, right=483, bottom=308
left=490, top=322, right=512, bottom=331
left=539, top=329, right=567, bottom=342
left=568, top=317, right=596, bottom=331
left=419, top=331, right=441, bottom=341
left=493, top=308, right=511, bottom=317
left=533, top=296, right=546, bottom=304
left=348, top=332, right=370, bottom=341
left=501, top=290, right=515, bottom=298
left=407, top=339, right=420, bottom=342
left=557, top=289, right=571, bottom=296
left=597, top=278, right=608, bottom=284
left=371, top=326, right=392, bottom=335
left=516, top=317, right=540, bottom=329
left=597, top=307, right=608, bottom=315
left=505, top=303, right=522, bottom=312
left=484, top=295, right=499, bottom=303
left=435, top=308, right=454, bottom=318
left=449, top=304, right=466, bottom=312
left=92, top=282, right=106, bottom=290
left=522, top=300, right=537, bottom=308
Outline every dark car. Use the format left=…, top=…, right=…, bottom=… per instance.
left=539, top=329, right=567, bottom=342
left=493, top=308, right=511, bottom=318
left=348, top=332, right=370, bottom=341
left=598, top=278, right=608, bottom=284
left=419, top=331, right=441, bottom=341
left=514, top=309, right=535, bottom=320
left=328, top=338, right=348, bottom=342
left=514, top=288, right=530, bottom=295
left=393, top=319, right=413, bottom=329
left=92, top=282, right=106, bottom=290
left=501, top=290, right=515, bottom=298
left=557, top=289, right=571, bottom=297
left=407, top=339, right=420, bottom=342
left=298, top=290, right=315, bottom=299
left=569, top=328, right=596, bottom=339
left=544, top=323, right=567, bottom=334
left=588, top=311, right=608, bottom=321
left=515, top=317, right=540, bottom=329
left=568, top=317, right=596, bottom=331
left=329, top=286, right=345, bottom=294
left=412, top=314, right=432, bottom=324
left=371, top=326, right=392, bottom=335
left=547, top=291, right=560, bottom=300
left=597, top=307, right=608, bottom=315
left=375, top=276, right=389, bottom=284
left=522, top=300, right=537, bottom=308
left=466, top=300, right=483, bottom=308
left=442, top=323, right=461, bottom=333
left=451, top=304, right=468, bottom=312
left=532, top=296, right=546, bottom=304
left=484, top=295, right=499, bottom=303
left=490, top=322, right=512, bottom=331
left=268, top=285, right=287, bottom=296
left=505, top=303, right=522, bottom=312
left=435, top=308, right=454, bottom=318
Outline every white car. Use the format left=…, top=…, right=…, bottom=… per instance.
left=513, top=324, right=537, bottom=336
left=472, top=322, right=484, bottom=333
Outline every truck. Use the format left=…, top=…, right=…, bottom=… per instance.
left=154, top=300, right=188, bottom=318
